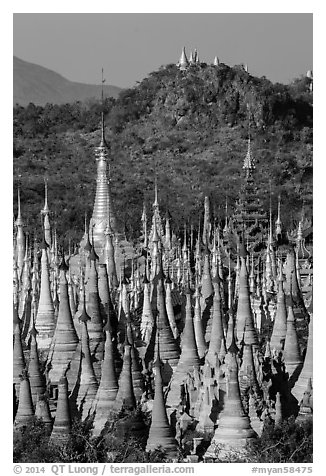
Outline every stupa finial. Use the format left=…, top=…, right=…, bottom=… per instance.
left=153, top=171, right=159, bottom=208
left=41, top=177, right=50, bottom=215
left=243, top=113, right=255, bottom=172
left=15, top=179, right=24, bottom=227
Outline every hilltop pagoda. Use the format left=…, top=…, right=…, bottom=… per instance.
left=233, top=137, right=268, bottom=250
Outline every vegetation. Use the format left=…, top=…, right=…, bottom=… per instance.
left=13, top=63, right=312, bottom=246
left=13, top=413, right=174, bottom=463
left=247, top=417, right=313, bottom=463
left=13, top=414, right=312, bottom=463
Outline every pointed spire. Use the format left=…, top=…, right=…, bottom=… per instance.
left=146, top=335, right=179, bottom=458
left=243, top=119, right=255, bottom=174
left=114, top=338, right=136, bottom=411
left=35, top=244, right=55, bottom=350
left=206, top=276, right=225, bottom=366
left=270, top=268, right=287, bottom=351
left=41, top=177, right=50, bottom=214
left=283, top=297, right=302, bottom=378
left=90, top=78, right=119, bottom=252
left=236, top=256, right=257, bottom=344
left=92, top=326, right=119, bottom=436
left=275, top=195, right=282, bottom=236
left=104, top=225, right=118, bottom=289
left=130, top=339, right=145, bottom=402
left=205, top=345, right=256, bottom=459
left=76, top=317, right=99, bottom=420
left=176, top=287, right=200, bottom=373
left=153, top=174, right=159, bottom=208
left=50, top=376, right=72, bottom=446
left=155, top=275, right=180, bottom=369
left=193, top=286, right=207, bottom=359
left=15, top=182, right=25, bottom=279
left=165, top=272, right=179, bottom=339
left=140, top=270, right=154, bottom=343
left=14, top=374, right=34, bottom=428
left=13, top=324, right=26, bottom=395
left=15, top=182, right=24, bottom=227
left=292, top=316, right=313, bottom=403
left=178, top=46, right=189, bottom=71
left=48, top=260, right=79, bottom=385
left=202, top=196, right=211, bottom=246
left=213, top=56, right=220, bottom=66
left=189, top=50, right=195, bottom=64
left=239, top=344, right=261, bottom=398
left=86, top=251, right=104, bottom=334
left=28, top=325, right=46, bottom=405
left=201, top=248, right=214, bottom=303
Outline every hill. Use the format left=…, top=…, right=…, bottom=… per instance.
left=13, top=56, right=122, bottom=106
left=13, top=62, right=313, bottom=245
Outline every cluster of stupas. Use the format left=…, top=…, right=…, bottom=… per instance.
left=177, top=48, right=313, bottom=96
left=176, top=46, right=248, bottom=73
left=13, top=110, right=313, bottom=462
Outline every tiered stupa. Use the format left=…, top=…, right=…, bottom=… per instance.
left=50, top=376, right=72, bottom=446
left=205, top=339, right=257, bottom=460
left=35, top=238, right=55, bottom=350
left=92, top=325, right=119, bottom=436
left=146, top=344, right=179, bottom=459
left=292, top=316, right=313, bottom=403
left=233, top=136, right=268, bottom=250
left=48, top=257, right=79, bottom=384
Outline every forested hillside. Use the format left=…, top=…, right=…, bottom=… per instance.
left=13, top=62, right=313, bottom=246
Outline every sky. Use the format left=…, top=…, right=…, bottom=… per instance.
left=13, top=13, right=313, bottom=88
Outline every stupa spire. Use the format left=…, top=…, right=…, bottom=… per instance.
left=35, top=239, right=55, bottom=351
left=15, top=182, right=24, bottom=227
left=292, top=316, right=313, bottom=403
left=15, top=182, right=25, bottom=279
left=28, top=324, right=46, bottom=405
left=155, top=274, right=180, bottom=369
left=114, top=336, right=137, bottom=411
left=48, top=256, right=79, bottom=385
left=243, top=116, right=255, bottom=174
left=283, top=297, right=302, bottom=378
left=92, top=324, right=119, bottom=436
left=193, top=285, right=207, bottom=359
left=76, top=314, right=99, bottom=420
left=50, top=376, right=72, bottom=446
left=175, top=286, right=200, bottom=373
left=270, top=267, right=287, bottom=351
left=206, top=276, right=225, bottom=365
left=13, top=323, right=26, bottom=396
left=146, top=335, right=179, bottom=458
left=86, top=249, right=105, bottom=377
left=275, top=195, right=282, bottom=236
left=205, top=343, right=256, bottom=460
left=90, top=69, right=118, bottom=253
left=165, top=271, right=179, bottom=339
left=202, top=196, right=211, bottom=246
left=177, top=46, right=189, bottom=71
left=154, top=174, right=159, bottom=208
left=236, top=255, right=257, bottom=344
left=140, top=269, right=154, bottom=343
left=14, top=374, right=35, bottom=429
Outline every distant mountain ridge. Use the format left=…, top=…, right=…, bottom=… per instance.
left=13, top=56, right=122, bottom=106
